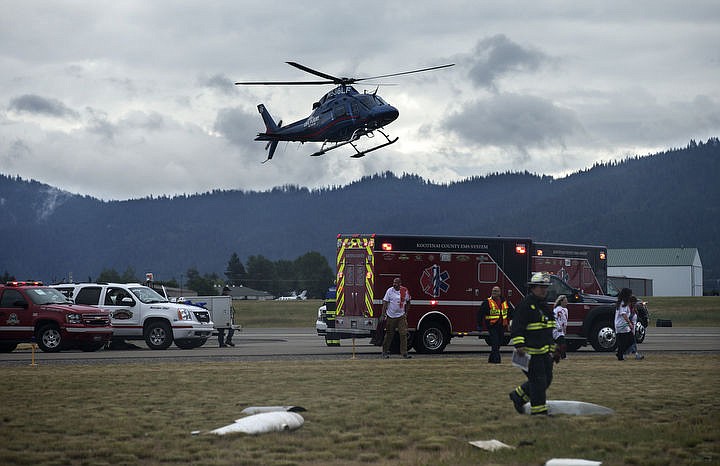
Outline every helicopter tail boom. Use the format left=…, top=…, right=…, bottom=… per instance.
left=257, top=104, right=279, bottom=134
left=256, top=104, right=282, bottom=162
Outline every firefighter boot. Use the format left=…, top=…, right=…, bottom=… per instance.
left=509, top=390, right=526, bottom=414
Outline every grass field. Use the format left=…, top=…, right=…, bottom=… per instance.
left=1, top=355, right=718, bottom=465
left=234, top=296, right=720, bottom=328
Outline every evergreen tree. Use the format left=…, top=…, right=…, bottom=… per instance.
left=224, top=252, right=247, bottom=286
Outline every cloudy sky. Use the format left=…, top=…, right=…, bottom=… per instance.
left=1, top=1, right=719, bottom=200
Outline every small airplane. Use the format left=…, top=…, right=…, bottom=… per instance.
left=235, top=61, right=454, bottom=162
left=276, top=290, right=307, bottom=301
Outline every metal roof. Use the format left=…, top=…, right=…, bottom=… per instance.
left=608, top=248, right=700, bottom=267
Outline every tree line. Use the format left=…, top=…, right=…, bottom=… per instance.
left=66, top=251, right=335, bottom=298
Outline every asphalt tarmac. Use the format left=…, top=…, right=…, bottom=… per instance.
left=1, top=326, right=718, bottom=366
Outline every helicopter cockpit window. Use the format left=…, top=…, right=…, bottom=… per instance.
left=356, top=94, right=379, bottom=109
left=333, top=103, right=346, bottom=117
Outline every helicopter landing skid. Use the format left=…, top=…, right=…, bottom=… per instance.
left=310, top=130, right=398, bottom=158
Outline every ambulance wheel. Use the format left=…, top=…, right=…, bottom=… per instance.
left=590, top=320, right=616, bottom=352
left=415, top=321, right=449, bottom=354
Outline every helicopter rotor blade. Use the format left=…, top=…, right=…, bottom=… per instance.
left=354, top=63, right=455, bottom=82
left=285, top=62, right=345, bottom=83
left=235, top=80, right=334, bottom=86
left=235, top=63, right=454, bottom=87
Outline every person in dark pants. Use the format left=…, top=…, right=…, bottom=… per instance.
left=478, top=286, right=511, bottom=363
left=508, top=272, right=562, bottom=416
left=381, top=277, right=412, bottom=359
left=614, top=288, right=634, bottom=360
left=218, top=286, right=235, bottom=347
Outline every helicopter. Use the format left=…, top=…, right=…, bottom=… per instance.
left=235, top=61, right=454, bottom=162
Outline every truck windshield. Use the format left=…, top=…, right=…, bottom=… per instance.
left=129, top=286, right=168, bottom=304
left=26, top=288, right=73, bottom=305
left=546, top=276, right=576, bottom=303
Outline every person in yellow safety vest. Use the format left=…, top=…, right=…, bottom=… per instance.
left=509, top=272, right=563, bottom=416
left=324, top=287, right=340, bottom=346
left=477, top=286, right=513, bottom=363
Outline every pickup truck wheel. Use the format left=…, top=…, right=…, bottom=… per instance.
left=634, top=321, right=646, bottom=344
left=144, top=321, right=173, bottom=350
left=0, top=342, right=18, bottom=353
left=590, top=320, right=616, bottom=352
left=36, top=324, right=63, bottom=353
left=415, top=321, right=449, bottom=354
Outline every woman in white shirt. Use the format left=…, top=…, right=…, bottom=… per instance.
left=614, top=288, right=634, bottom=361
left=553, top=295, right=568, bottom=358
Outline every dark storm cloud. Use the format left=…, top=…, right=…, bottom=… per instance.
left=467, top=35, right=548, bottom=89
left=213, top=107, right=261, bottom=148
left=9, top=94, right=80, bottom=119
left=198, top=74, right=237, bottom=95
left=444, top=93, right=582, bottom=150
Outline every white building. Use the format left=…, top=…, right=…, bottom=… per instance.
left=608, top=248, right=703, bottom=297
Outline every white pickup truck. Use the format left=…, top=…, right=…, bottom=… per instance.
left=53, top=283, right=215, bottom=349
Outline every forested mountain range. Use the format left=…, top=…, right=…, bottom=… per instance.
left=1, top=138, right=719, bottom=291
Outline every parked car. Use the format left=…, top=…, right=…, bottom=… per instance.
left=0, top=281, right=112, bottom=352
left=53, top=283, right=213, bottom=349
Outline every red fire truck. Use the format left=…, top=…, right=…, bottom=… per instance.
left=330, top=234, right=646, bottom=354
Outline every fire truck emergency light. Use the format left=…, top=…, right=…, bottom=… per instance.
left=536, top=249, right=543, bottom=256
left=381, top=242, right=392, bottom=251
left=515, top=244, right=527, bottom=254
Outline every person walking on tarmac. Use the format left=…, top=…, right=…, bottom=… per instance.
left=381, top=277, right=412, bottom=359
left=614, top=288, right=634, bottom=360
left=477, top=286, right=512, bottom=363
left=509, top=272, right=563, bottom=416
left=217, top=286, right=235, bottom=348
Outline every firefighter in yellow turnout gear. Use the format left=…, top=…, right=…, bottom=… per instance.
left=509, top=273, right=562, bottom=415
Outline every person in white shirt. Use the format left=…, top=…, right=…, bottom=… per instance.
left=614, top=288, right=634, bottom=361
left=553, top=295, right=568, bottom=359
left=625, top=295, right=644, bottom=360
left=381, top=277, right=412, bottom=359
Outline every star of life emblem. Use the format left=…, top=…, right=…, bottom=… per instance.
left=420, top=264, right=450, bottom=297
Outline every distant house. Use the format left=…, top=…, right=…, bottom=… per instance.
left=225, top=285, right=273, bottom=300
left=608, top=248, right=703, bottom=297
